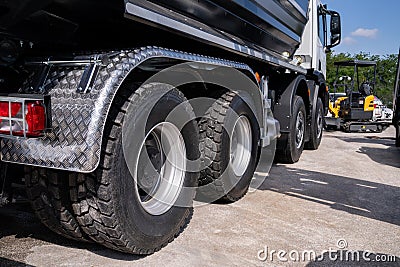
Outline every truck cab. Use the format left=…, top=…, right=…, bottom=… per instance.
left=296, top=0, right=341, bottom=77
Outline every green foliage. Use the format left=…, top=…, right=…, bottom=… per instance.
left=326, top=51, right=399, bottom=107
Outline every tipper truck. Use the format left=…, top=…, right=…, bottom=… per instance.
left=0, top=0, right=341, bottom=254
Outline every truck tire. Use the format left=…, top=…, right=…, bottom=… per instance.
left=197, top=92, right=259, bottom=203
left=325, top=125, right=338, bottom=131
left=25, top=167, right=87, bottom=241
left=69, top=83, right=199, bottom=254
left=305, top=98, right=323, bottom=150
left=375, top=124, right=383, bottom=133
left=276, top=96, right=306, bottom=163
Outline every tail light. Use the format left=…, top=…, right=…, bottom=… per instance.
left=0, top=96, right=50, bottom=138
left=0, top=102, right=22, bottom=117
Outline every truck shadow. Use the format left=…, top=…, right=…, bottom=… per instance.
left=330, top=135, right=400, bottom=168
left=357, top=146, right=400, bottom=168
left=331, top=135, right=396, bottom=146
left=0, top=257, right=35, bottom=267
left=0, top=204, right=143, bottom=262
left=259, top=166, right=400, bottom=226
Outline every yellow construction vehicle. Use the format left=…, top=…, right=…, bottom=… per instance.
left=325, top=60, right=389, bottom=132
left=328, top=92, right=375, bottom=119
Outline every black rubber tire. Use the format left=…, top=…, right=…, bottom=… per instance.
left=396, top=124, right=400, bottom=147
left=325, top=125, right=338, bottom=131
left=69, top=83, right=199, bottom=254
left=25, top=167, right=87, bottom=241
left=196, top=92, right=259, bottom=203
left=305, top=98, right=324, bottom=150
left=342, top=123, right=351, bottom=133
left=275, top=96, right=306, bottom=163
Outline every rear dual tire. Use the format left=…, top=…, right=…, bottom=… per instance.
left=305, top=98, right=324, bottom=150
left=25, top=85, right=262, bottom=253
left=197, top=92, right=260, bottom=203
left=276, top=96, right=306, bottom=163
left=69, top=83, right=199, bottom=254
left=25, top=167, right=87, bottom=241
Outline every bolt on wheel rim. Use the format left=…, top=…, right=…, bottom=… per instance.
left=295, top=111, right=305, bottom=149
left=230, top=116, right=252, bottom=177
left=135, top=122, right=186, bottom=216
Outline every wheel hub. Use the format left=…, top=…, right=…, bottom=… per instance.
left=295, top=111, right=305, bottom=149
left=135, top=122, right=186, bottom=215
left=137, top=136, right=164, bottom=202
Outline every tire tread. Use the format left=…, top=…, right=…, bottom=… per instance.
left=198, top=92, right=249, bottom=203
left=69, top=83, right=194, bottom=254
left=25, top=167, right=87, bottom=241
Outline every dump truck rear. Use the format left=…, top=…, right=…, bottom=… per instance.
left=0, top=0, right=341, bottom=254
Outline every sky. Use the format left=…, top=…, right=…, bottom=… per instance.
left=324, top=0, right=400, bottom=55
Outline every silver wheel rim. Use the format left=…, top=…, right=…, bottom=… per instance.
left=316, top=108, right=323, bottom=139
left=295, top=111, right=305, bottom=149
left=230, top=116, right=252, bottom=177
left=135, top=122, right=186, bottom=216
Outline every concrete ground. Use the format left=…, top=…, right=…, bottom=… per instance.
left=1, top=127, right=399, bottom=267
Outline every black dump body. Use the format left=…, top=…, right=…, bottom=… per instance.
left=143, top=0, right=309, bottom=56
left=0, top=0, right=309, bottom=57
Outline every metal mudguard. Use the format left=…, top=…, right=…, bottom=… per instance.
left=1, top=47, right=252, bottom=173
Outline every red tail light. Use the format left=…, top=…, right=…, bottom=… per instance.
left=0, top=100, right=47, bottom=137
left=0, top=102, right=22, bottom=117
left=25, top=101, right=46, bottom=136
left=373, top=104, right=377, bottom=108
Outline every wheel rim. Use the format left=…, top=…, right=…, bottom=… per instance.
left=135, top=122, right=186, bottom=216
left=316, top=108, right=323, bottom=139
left=295, top=111, right=305, bottom=149
left=230, top=116, right=252, bottom=177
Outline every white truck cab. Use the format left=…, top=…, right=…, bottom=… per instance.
left=296, top=0, right=341, bottom=77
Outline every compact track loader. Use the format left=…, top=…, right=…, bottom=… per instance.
left=325, top=60, right=389, bottom=132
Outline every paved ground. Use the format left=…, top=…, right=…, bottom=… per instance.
left=1, top=127, right=399, bottom=266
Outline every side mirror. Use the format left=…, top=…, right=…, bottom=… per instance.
left=328, top=11, right=341, bottom=49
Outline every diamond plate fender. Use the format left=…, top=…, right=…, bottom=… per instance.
left=1, top=47, right=254, bottom=173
